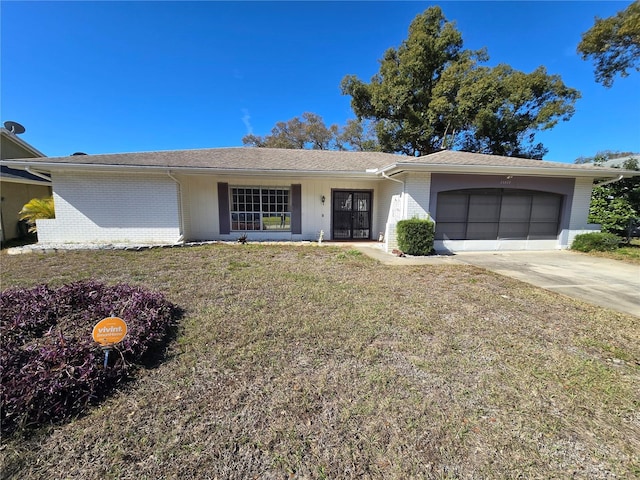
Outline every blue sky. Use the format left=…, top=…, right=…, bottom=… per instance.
left=1, top=1, right=638, bottom=162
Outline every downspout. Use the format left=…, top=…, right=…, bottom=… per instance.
left=381, top=171, right=406, bottom=218
left=167, top=171, right=185, bottom=244
left=25, top=167, right=53, bottom=183
left=594, top=174, right=624, bottom=187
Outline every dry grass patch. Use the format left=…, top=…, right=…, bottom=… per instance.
left=1, top=244, right=638, bottom=479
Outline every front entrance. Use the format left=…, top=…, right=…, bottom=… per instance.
left=332, top=190, right=372, bottom=240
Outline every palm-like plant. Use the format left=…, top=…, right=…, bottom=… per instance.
left=19, top=197, right=55, bottom=233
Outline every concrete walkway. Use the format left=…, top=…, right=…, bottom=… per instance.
left=350, top=244, right=640, bottom=317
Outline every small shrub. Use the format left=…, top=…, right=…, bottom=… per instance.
left=396, top=218, right=435, bottom=256
left=571, top=232, right=621, bottom=252
left=19, top=197, right=55, bottom=233
left=0, top=281, right=182, bottom=436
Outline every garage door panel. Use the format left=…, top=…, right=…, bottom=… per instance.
left=435, top=189, right=562, bottom=242
left=467, top=222, right=499, bottom=240
left=498, top=222, right=529, bottom=239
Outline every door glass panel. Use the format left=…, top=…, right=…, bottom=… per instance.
left=333, top=191, right=371, bottom=240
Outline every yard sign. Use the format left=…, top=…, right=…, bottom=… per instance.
left=92, top=317, right=127, bottom=346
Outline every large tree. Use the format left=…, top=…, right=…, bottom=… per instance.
left=578, top=1, right=640, bottom=87
left=242, top=112, right=338, bottom=150
left=242, top=113, right=379, bottom=151
left=341, top=6, right=580, bottom=158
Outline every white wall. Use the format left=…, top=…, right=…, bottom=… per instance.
left=565, top=177, right=599, bottom=247
left=178, top=174, right=380, bottom=242
left=37, top=171, right=181, bottom=244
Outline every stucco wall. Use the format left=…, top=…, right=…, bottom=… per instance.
left=0, top=181, right=51, bottom=241
left=565, top=177, right=599, bottom=247
left=37, top=171, right=181, bottom=244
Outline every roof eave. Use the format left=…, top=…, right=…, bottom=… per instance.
left=378, top=162, right=636, bottom=179
left=0, top=160, right=381, bottom=179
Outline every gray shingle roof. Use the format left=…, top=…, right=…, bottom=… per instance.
left=1, top=147, right=403, bottom=172
left=398, top=150, right=619, bottom=171
left=0, top=147, right=634, bottom=176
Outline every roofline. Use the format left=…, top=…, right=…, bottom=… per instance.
left=0, top=160, right=380, bottom=179
left=0, top=176, right=52, bottom=186
left=0, top=128, right=46, bottom=157
left=3, top=157, right=636, bottom=180
left=375, top=162, right=638, bottom=179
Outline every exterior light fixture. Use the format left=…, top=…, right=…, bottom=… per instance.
left=321, top=195, right=326, bottom=205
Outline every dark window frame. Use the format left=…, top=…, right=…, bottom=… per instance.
left=230, top=186, right=291, bottom=232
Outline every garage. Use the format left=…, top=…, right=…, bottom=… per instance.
left=435, top=189, right=563, bottom=241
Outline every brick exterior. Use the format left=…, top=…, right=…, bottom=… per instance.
left=405, top=172, right=432, bottom=220
left=36, top=172, right=180, bottom=244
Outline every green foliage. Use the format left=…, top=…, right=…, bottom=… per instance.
left=242, top=112, right=338, bottom=150
left=341, top=6, right=579, bottom=158
left=396, top=218, right=435, bottom=255
left=589, top=187, right=637, bottom=236
left=18, top=197, right=55, bottom=233
left=578, top=1, right=640, bottom=87
left=571, top=232, right=621, bottom=252
left=588, top=157, right=640, bottom=235
left=242, top=113, right=379, bottom=151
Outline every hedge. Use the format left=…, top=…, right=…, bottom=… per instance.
left=571, top=232, right=621, bottom=252
left=396, top=218, right=435, bottom=255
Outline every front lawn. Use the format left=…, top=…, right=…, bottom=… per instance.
left=588, top=239, right=640, bottom=264
left=1, top=244, right=638, bottom=479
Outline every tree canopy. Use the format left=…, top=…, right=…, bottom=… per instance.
left=578, top=2, right=640, bottom=87
left=242, top=113, right=379, bottom=151
left=341, top=6, right=580, bottom=158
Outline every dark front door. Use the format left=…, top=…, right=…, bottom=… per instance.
left=332, top=190, right=372, bottom=240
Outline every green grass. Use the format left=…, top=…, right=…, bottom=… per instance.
left=585, top=238, right=640, bottom=264
left=1, top=244, right=639, bottom=479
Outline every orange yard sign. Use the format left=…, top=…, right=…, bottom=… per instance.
left=92, top=317, right=128, bottom=346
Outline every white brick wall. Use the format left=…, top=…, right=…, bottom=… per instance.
left=37, top=171, right=181, bottom=244
left=405, top=172, right=432, bottom=220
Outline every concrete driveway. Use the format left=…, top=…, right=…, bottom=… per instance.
left=352, top=245, right=640, bottom=317
left=454, top=251, right=639, bottom=317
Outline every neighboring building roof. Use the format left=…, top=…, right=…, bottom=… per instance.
left=0, top=147, right=635, bottom=179
left=0, top=127, right=46, bottom=159
left=0, top=165, right=51, bottom=185
left=600, top=155, right=640, bottom=168
left=0, top=127, right=50, bottom=185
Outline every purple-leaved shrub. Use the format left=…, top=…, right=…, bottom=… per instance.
left=0, top=281, right=181, bottom=436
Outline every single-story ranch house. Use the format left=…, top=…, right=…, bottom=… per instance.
left=1, top=147, right=636, bottom=253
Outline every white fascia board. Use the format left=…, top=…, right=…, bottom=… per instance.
left=379, top=162, right=636, bottom=179
left=0, top=160, right=382, bottom=179
left=0, top=177, right=52, bottom=186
